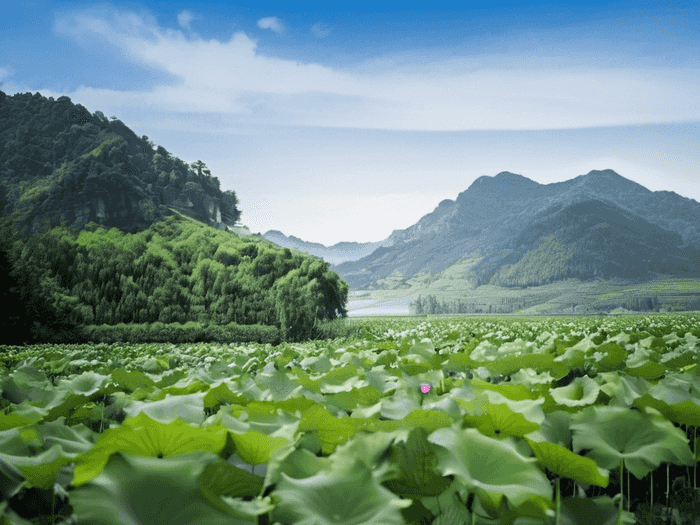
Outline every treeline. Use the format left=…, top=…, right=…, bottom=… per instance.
left=408, top=294, right=529, bottom=315
left=0, top=210, right=348, bottom=344
left=616, top=296, right=661, bottom=312
left=409, top=294, right=664, bottom=315
left=0, top=90, right=240, bottom=236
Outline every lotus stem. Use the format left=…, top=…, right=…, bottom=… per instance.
left=555, top=477, right=561, bottom=525
left=618, top=459, right=624, bottom=525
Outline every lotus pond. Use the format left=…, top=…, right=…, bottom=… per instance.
left=1, top=313, right=700, bottom=524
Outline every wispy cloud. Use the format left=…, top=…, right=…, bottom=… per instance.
left=50, top=7, right=700, bottom=132
left=257, top=16, right=283, bottom=34
left=311, top=22, right=332, bottom=37
left=177, top=10, right=198, bottom=31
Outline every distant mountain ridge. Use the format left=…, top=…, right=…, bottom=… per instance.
left=269, top=170, right=700, bottom=289
left=262, top=230, right=393, bottom=266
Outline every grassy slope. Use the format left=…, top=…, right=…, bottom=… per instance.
left=348, top=253, right=700, bottom=315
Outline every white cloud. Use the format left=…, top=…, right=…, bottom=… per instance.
left=257, top=16, right=283, bottom=33
left=177, top=10, right=198, bottom=31
left=311, top=23, right=332, bottom=37
left=52, top=8, right=700, bottom=132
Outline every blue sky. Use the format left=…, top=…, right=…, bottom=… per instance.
left=2, top=1, right=699, bottom=245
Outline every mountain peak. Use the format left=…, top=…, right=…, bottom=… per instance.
left=466, top=172, right=540, bottom=194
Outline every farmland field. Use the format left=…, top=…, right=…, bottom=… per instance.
left=2, top=313, right=700, bottom=524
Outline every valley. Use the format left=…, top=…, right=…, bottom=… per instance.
left=347, top=275, right=700, bottom=316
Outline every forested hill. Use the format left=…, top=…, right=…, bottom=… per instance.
left=0, top=90, right=350, bottom=345
left=0, top=90, right=240, bottom=236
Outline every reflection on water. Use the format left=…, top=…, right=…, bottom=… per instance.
left=347, top=296, right=412, bottom=316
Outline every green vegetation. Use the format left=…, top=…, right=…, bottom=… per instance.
left=1, top=314, right=699, bottom=524
left=346, top=273, right=700, bottom=317
left=0, top=90, right=241, bottom=236
left=0, top=209, right=348, bottom=344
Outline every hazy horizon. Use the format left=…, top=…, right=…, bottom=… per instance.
left=3, top=1, right=699, bottom=245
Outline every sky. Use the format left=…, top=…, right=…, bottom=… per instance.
left=2, top=1, right=699, bottom=246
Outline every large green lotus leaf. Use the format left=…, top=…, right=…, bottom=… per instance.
left=329, top=428, right=405, bottom=474
left=154, top=369, right=187, bottom=388
left=123, top=392, right=206, bottom=424
left=233, top=402, right=299, bottom=436
left=597, top=373, right=651, bottom=407
left=199, top=457, right=264, bottom=499
left=624, top=345, right=667, bottom=379
left=71, top=452, right=255, bottom=525
left=421, top=395, right=463, bottom=421
left=427, top=425, right=552, bottom=512
left=524, top=410, right=572, bottom=447
left=365, top=368, right=397, bottom=393
left=458, top=390, right=544, bottom=429
left=0, top=456, right=25, bottom=500
left=590, top=342, right=628, bottom=372
left=72, top=412, right=229, bottom=485
left=524, top=437, right=609, bottom=487
left=44, top=391, right=90, bottom=422
left=420, top=479, right=473, bottom=525
left=297, top=404, right=358, bottom=455
left=203, top=382, right=249, bottom=410
left=473, top=353, right=567, bottom=379
left=228, top=428, right=290, bottom=466
left=271, top=458, right=412, bottom=525
left=32, top=417, right=95, bottom=455
left=558, top=495, right=636, bottom=525
left=254, top=368, right=304, bottom=400
left=469, top=378, right=540, bottom=401
left=325, top=385, right=384, bottom=412
left=203, top=406, right=251, bottom=433
left=1, top=444, right=75, bottom=489
left=666, top=398, right=700, bottom=427
left=155, top=378, right=210, bottom=398
left=460, top=395, right=540, bottom=439
left=320, top=375, right=367, bottom=394
left=0, top=413, right=35, bottom=431
left=632, top=394, right=695, bottom=427
left=553, top=336, right=595, bottom=367
left=286, top=369, right=318, bottom=394
left=0, top=427, right=38, bottom=456
left=264, top=445, right=329, bottom=492
left=570, top=405, right=694, bottom=479
left=549, top=376, right=601, bottom=407
left=110, top=367, right=155, bottom=392
left=380, top=427, right=452, bottom=498
left=379, top=386, right=422, bottom=420
left=1, top=373, right=54, bottom=406
left=5, top=402, right=48, bottom=425
left=402, top=409, right=454, bottom=434
left=56, top=371, right=112, bottom=396
left=274, top=396, right=317, bottom=417
left=408, top=340, right=436, bottom=360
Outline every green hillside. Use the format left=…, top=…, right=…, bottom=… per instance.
left=0, top=209, right=348, bottom=344
left=0, top=90, right=240, bottom=236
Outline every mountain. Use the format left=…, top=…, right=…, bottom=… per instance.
left=334, top=170, right=700, bottom=289
left=262, top=230, right=393, bottom=265
left=0, top=90, right=349, bottom=343
left=0, top=90, right=243, bottom=236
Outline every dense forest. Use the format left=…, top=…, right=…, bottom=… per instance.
left=0, top=90, right=350, bottom=344
left=0, top=90, right=240, bottom=236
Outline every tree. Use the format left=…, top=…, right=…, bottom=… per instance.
left=190, top=160, right=211, bottom=178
